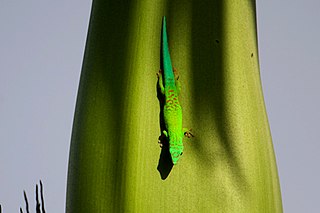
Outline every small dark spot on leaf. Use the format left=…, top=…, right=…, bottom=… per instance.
left=251, top=53, right=253, bottom=57
left=215, top=40, right=219, bottom=43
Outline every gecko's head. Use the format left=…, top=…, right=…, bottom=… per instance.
left=169, top=145, right=184, bottom=165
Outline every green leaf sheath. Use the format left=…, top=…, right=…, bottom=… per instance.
left=66, top=0, right=282, bottom=212
left=159, top=16, right=186, bottom=165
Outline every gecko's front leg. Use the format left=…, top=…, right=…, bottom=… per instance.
left=158, top=130, right=169, bottom=148
left=183, top=128, right=194, bottom=138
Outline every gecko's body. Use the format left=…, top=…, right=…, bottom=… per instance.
left=158, top=16, right=192, bottom=165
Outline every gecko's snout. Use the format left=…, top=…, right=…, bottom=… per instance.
left=170, top=149, right=183, bottom=165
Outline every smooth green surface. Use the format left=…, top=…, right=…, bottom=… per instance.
left=66, top=0, right=282, bottom=212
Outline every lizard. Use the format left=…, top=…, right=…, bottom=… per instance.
left=157, top=16, right=193, bottom=165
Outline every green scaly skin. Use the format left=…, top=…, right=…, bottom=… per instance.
left=158, top=16, right=192, bottom=165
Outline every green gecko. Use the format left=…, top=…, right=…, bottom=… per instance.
left=157, top=16, right=193, bottom=165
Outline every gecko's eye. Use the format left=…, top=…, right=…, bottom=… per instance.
left=180, top=152, right=183, bottom=156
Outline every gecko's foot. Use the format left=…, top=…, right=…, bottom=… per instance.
left=158, top=140, right=163, bottom=148
left=158, top=133, right=168, bottom=148
left=173, top=68, right=179, bottom=80
left=157, top=69, right=163, bottom=78
left=184, top=129, right=194, bottom=138
left=158, top=140, right=169, bottom=148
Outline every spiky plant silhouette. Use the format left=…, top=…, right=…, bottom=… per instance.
left=20, top=180, right=46, bottom=213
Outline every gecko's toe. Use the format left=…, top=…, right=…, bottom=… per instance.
left=173, top=68, right=180, bottom=80
left=184, top=129, right=194, bottom=138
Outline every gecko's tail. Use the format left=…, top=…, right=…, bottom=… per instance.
left=161, top=16, right=175, bottom=87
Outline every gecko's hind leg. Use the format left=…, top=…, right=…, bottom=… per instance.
left=173, top=68, right=181, bottom=95
left=173, top=68, right=179, bottom=80
left=157, top=69, right=165, bottom=94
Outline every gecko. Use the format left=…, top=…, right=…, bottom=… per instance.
left=157, top=16, right=193, bottom=165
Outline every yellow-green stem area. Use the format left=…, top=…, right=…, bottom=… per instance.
left=66, top=0, right=282, bottom=212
